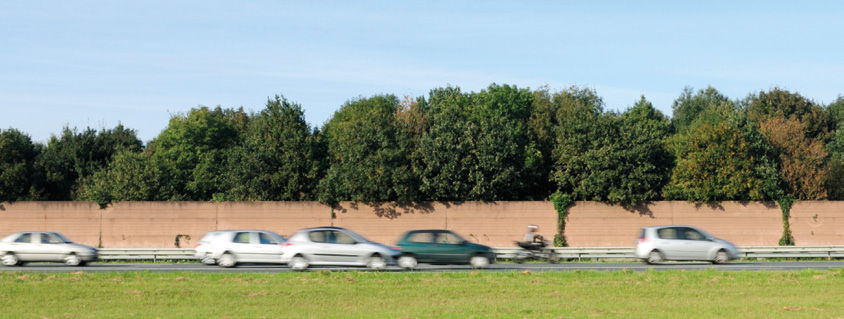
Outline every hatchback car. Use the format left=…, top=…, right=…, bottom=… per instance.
left=0, top=232, right=98, bottom=266
left=395, top=229, right=495, bottom=269
left=280, top=227, right=400, bottom=270
left=635, top=225, right=739, bottom=264
left=194, top=230, right=287, bottom=268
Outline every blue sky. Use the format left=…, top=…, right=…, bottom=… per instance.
left=2, top=1, right=842, bottom=143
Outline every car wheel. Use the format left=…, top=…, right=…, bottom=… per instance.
left=470, top=255, right=490, bottom=269
left=713, top=250, right=729, bottom=264
left=398, top=255, right=417, bottom=269
left=217, top=253, right=237, bottom=268
left=1, top=253, right=19, bottom=267
left=366, top=255, right=387, bottom=271
left=200, top=256, right=217, bottom=265
left=290, top=255, right=309, bottom=271
left=64, top=254, right=81, bottom=266
left=646, top=250, right=664, bottom=265
left=548, top=251, right=559, bottom=264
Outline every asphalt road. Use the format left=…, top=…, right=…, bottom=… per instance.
left=3, top=261, right=843, bottom=273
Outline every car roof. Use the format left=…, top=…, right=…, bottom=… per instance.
left=642, top=225, right=696, bottom=229
left=299, top=226, right=347, bottom=231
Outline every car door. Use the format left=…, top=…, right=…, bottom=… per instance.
left=677, top=227, right=713, bottom=260
left=9, top=233, right=36, bottom=261
left=37, top=233, right=69, bottom=262
left=654, top=227, right=684, bottom=259
left=229, top=231, right=256, bottom=261
left=433, top=231, right=468, bottom=263
left=404, top=231, right=438, bottom=263
left=327, top=230, right=369, bottom=265
left=253, top=232, right=284, bottom=263
left=305, top=230, right=335, bottom=264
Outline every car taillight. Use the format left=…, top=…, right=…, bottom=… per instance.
left=392, top=247, right=402, bottom=250
left=283, top=242, right=295, bottom=247
left=637, top=237, right=647, bottom=245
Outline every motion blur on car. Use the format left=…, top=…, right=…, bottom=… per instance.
left=394, top=229, right=495, bottom=269
left=280, top=226, right=400, bottom=270
left=0, top=232, right=98, bottom=266
left=194, top=230, right=287, bottom=268
left=635, top=225, right=738, bottom=264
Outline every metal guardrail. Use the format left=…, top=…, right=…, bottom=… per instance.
left=98, top=249, right=196, bottom=262
left=98, top=246, right=844, bottom=262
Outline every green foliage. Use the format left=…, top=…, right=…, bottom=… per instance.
left=663, top=105, right=782, bottom=202
left=743, top=88, right=833, bottom=142
left=148, top=106, right=243, bottom=200
left=76, top=150, right=164, bottom=205
left=35, top=125, right=142, bottom=200
left=553, top=93, right=672, bottom=206
left=225, top=95, right=324, bottom=201
left=548, top=191, right=573, bottom=247
left=0, top=128, right=42, bottom=201
left=777, top=195, right=797, bottom=246
left=413, top=84, right=542, bottom=200
left=671, top=86, right=731, bottom=133
left=318, top=95, right=417, bottom=205
left=826, top=157, right=844, bottom=200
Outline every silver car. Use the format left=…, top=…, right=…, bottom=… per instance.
left=280, top=226, right=401, bottom=271
left=0, top=232, right=98, bottom=266
left=194, top=230, right=286, bottom=268
left=635, top=225, right=739, bottom=264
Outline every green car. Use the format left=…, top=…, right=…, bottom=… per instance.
left=394, top=229, right=495, bottom=269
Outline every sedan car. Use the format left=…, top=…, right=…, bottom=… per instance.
left=0, top=232, right=98, bottom=266
left=394, top=229, right=495, bottom=269
left=635, top=225, right=739, bottom=264
left=194, top=230, right=287, bottom=268
left=280, top=226, right=400, bottom=271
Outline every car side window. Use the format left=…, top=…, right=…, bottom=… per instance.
left=308, top=231, right=326, bottom=243
left=656, top=228, right=677, bottom=239
left=439, top=233, right=462, bottom=245
left=232, top=232, right=251, bottom=244
left=14, top=233, right=32, bottom=243
left=334, top=231, right=357, bottom=245
left=407, top=232, right=435, bottom=243
left=681, top=228, right=705, bottom=241
left=259, top=233, right=278, bottom=245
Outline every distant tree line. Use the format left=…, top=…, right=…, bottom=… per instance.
left=2, top=85, right=842, bottom=206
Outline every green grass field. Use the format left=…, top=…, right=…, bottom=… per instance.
left=1, top=269, right=842, bottom=318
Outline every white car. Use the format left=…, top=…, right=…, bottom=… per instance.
left=0, top=232, right=98, bottom=266
left=635, top=225, right=739, bottom=264
left=280, top=227, right=401, bottom=271
left=194, top=230, right=286, bottom=268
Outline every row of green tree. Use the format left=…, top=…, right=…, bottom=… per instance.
left=2, top=85, right=842, bottom=206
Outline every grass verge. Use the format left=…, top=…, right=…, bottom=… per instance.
left=1, top=269, right=842, bottom=318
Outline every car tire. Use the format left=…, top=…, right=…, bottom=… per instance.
left=290, top=255, right=309, bottom=271
left=470, top=255, right=490, bottom=269
left=548, top=251, right=559, bottom=264
left=200, top=256, right=217, bottom=265
left=217, top=253, right=237, bottom=268
left=398, top=255, right=417, bottom=270
left=366, top=255, right=387, bottom=271
left=1, top=253, right=19, bottom=267
left=713, top=250, right=729, bottom=264
left=64, top=254, right=81, bottom=266
left=646, top=250, right=664, bottom=265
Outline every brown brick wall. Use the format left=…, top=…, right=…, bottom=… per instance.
left=1, top=201, right=842, bottom=248
left=565, top=201, right=784, bottom=246
left=790, top=201, right=844, bottom=245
